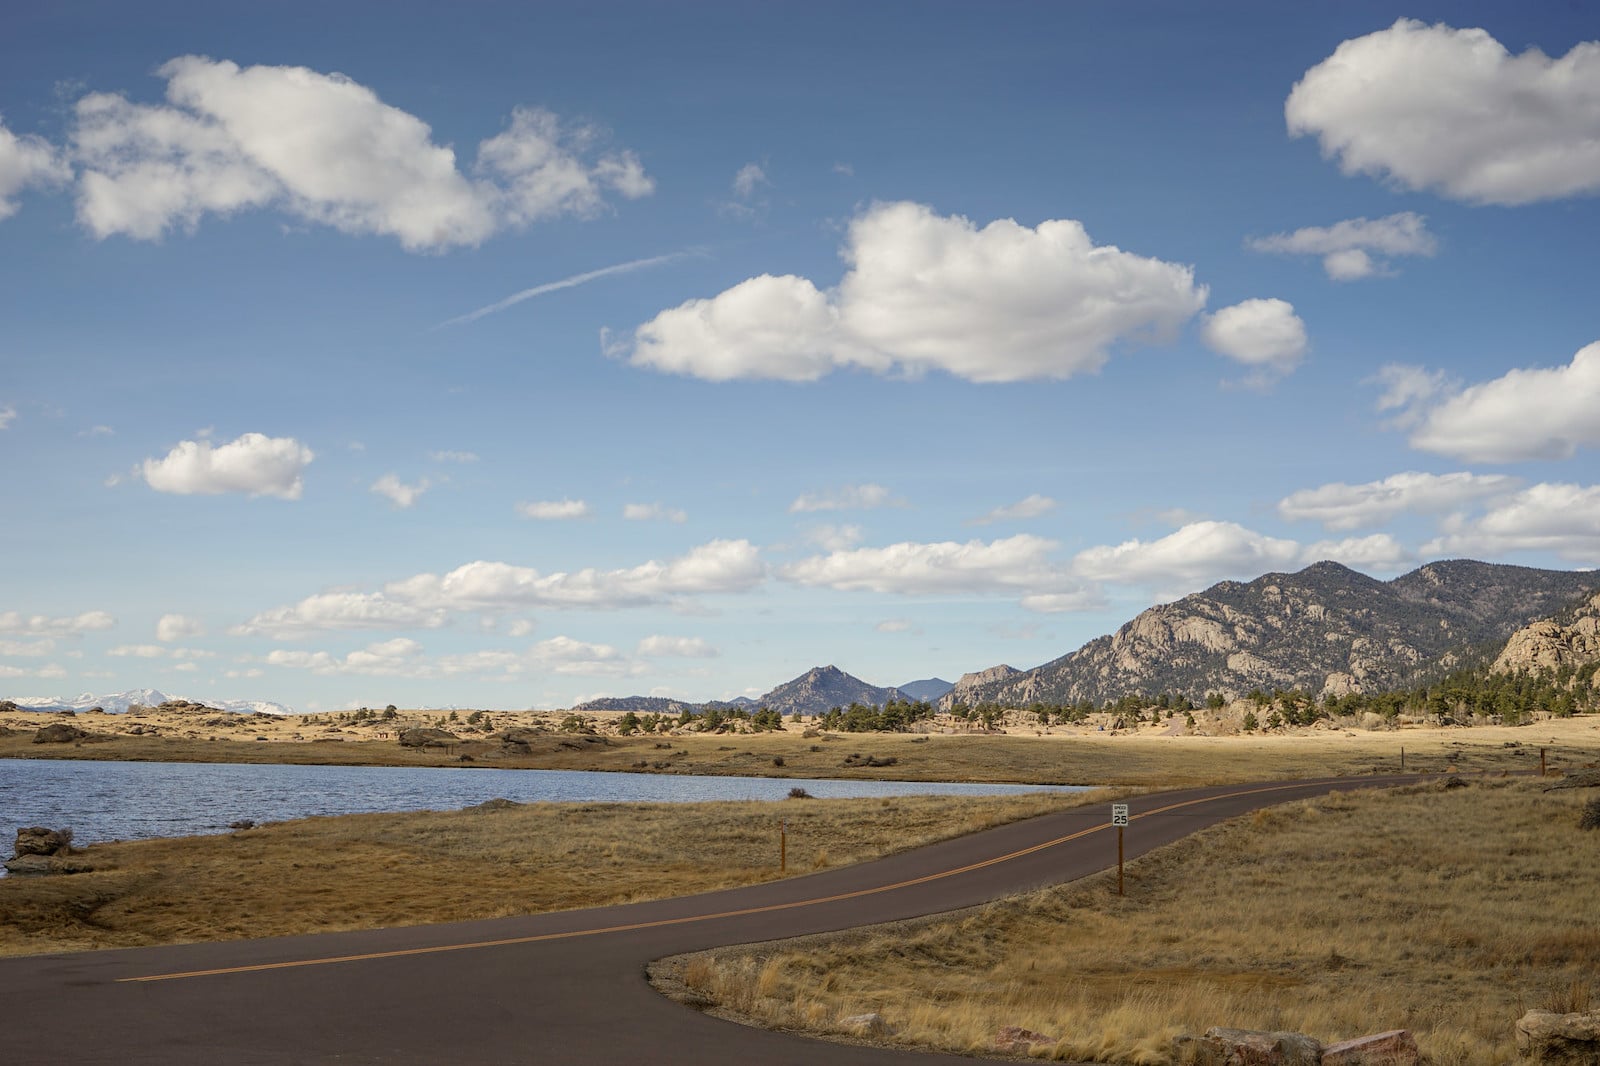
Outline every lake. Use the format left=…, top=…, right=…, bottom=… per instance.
left=0, top=758, right=1081, bottom=860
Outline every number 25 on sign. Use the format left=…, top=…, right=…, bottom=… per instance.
left=1111, top=804, right=1129, bottom=896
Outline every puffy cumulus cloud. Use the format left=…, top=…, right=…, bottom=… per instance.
left=370, top=473, right=429, bottom=509
left=518, top=499, right=591, bottom=520
left=157, top=613, right=204, bottom=642
left=722, top=162, right=770, bottom=220
left=141, top=432, right=314, bottom=499
left=627, top=201, right=1208, bottom=383
left=0, top=404, right=15, bottom=430
left=1279, top=471, right=1519, bottom=530
left=1247, top=212, right=1436, bottom=280
left=0, top=610, right=116, bottom=636
left=789, top=483, right=899, bottom=513
left=266, top=635, right=631, bottom=680
left=623, top=502, right=687, bottom=523
left=1398, top=342, right=1600, bottom=462
left=1287, top=20, right=1600, bottom=205
left=1200, top=299, right=1307, bottom=382
left=636, top=635, right=718, bottom=658
left=237, top=539, right=765, bottom=637
left=1302, top=534, right=1414, bottom=573
left=732, top=163, right=767, bottom=199
left=1424, top=483, right=1600, bottom=562
left=784, top=534, right=1075, bottom=596
left=0, top=117, right=70, bottom=220
left=70, top=57, right=651, bottom=250
left=1072, top=521, right=1305, bottom=590
left=973, top=493, right=1057, bottom=525
left=1019, top=590, right=1107, bottom=613
left=233, top=591, right=450, bottom=638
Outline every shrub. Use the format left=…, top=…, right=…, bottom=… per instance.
left=787, top=787, right=813, bottom=799
left=1581, top=797, right=1600, bottom=831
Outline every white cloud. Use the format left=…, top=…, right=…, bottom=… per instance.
left=1397, top=342, right=1600, bottom=462
left=70, top=57, right=651, bottom=250
left=0, top=116, right=70, bottom=220
left=789, top=483, right=899, bottom=513
left=108, top=644, right=214, bottom=660
left=623, top=502, right=687, bottom=523
left=0, top=610, right=116, bottom=636
left=0, top=405, right=15, bottom=429
left=1424, top=483, right=1600, bottom=562
left=1200, top=299, right=1307, bottom=381
left=1247, top=212, right=1436, bottom=280
left=518, top=499, right=591, bottom=520
left=156, top=613, right=205, bottom=642
left=429, top=450, right=479, bottom=463
left=1302, top=533, right=1413, bottom=573
left=804, top=524, right=864, bottom=551
left=141, top=432, right=313, bottom=499
left=371, top=473, right=430, bottom=509
left=1278, top=471, right=1520, bottom=531
left=874, top=619, right=913, bottom=633
left=0, top=663, right=68, bottom=680
left=0, top=638, right=55, bottom=657
left=508, top=619, right=536, bottom=638
left=1371, top=364, right=1453, bottom=426
left=636, top=635, right=718, bottom=658
left=265, top=634, right=632, bottom=680
left=784, top=534, right=1076, bottom=597
left=1072, top=521, right=1304, bottom=590
left=731, top=163, right=767, bottom=199
left=237, top=539, right=766, bottom=636
left=627, top=201, right=1208, bottom=383
left=1018, top=590, right=1107, bottom=614
left=1287, top=19, right=1600, bottom=205
left=973, top=493, right=1057, bottom=525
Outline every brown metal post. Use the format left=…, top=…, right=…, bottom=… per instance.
left=1401, top=746, right=1405, bottom=771
left=780, top=819, right=787, bottom=873
left=1541, top=748, right=1547, bottom=777
left=1117, top=826, right=1124, bottom=897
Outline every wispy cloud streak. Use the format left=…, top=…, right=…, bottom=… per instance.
left=440, top=251, right=692, bottom=327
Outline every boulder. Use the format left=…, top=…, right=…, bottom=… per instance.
left=1515, top=1009, right=1600, bottom=1065
left=14, top=827, right=72, bottom=856
left=33, top=722, right=86, bottom=744
left=1321, top=1030, right=1419, bottom=1065
left=398, top=727, right=458, bottom=748
left=1184, top=1027, right=1323, bottom=1066
left=994, top=1026, right=1056, bottom=1052
left=3, top=853, right=94, bottom=875
left=839, top=1012, right=894, bottom=1038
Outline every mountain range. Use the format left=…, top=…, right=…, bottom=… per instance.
left=944, top=559, right=1598, bottom=709
left=2, top=688, right=296, bottom=716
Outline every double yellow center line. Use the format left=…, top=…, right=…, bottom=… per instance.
left=122, top=778, right=1345, bottom=983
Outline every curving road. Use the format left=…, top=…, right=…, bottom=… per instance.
left=1, top=775, right=1418, bottom=1064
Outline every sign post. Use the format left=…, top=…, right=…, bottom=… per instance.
left=1111, top=804, right=1129, bottom=897
left=780, top=818, right=787, bottom=873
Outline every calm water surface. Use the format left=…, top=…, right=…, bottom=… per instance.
left=1, top=758, right=1080, bottom=855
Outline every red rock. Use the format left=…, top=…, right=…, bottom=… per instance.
left=1320, top=1030, right=1419, bottom=1066
left=1191, top=1027, right=1323, bottom=1066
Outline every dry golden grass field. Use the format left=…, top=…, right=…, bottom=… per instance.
left=660, top=777, right=1599, bottom=1066
left=5, top=704, right=1599, bottom=786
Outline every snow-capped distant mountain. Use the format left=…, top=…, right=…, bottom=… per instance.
left=1, top=689, right=296, bottom=715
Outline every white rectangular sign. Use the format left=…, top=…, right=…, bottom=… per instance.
left=1111, top=803, right=1129, bottom=827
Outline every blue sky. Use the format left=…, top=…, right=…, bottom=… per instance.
left=3, top=2, right=1598, bottom=712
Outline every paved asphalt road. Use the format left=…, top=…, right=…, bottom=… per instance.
left=1, top=775, right=1420, bottom=1064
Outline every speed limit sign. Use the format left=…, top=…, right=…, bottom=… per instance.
left=1111, top=803, right=1129, bottom=826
